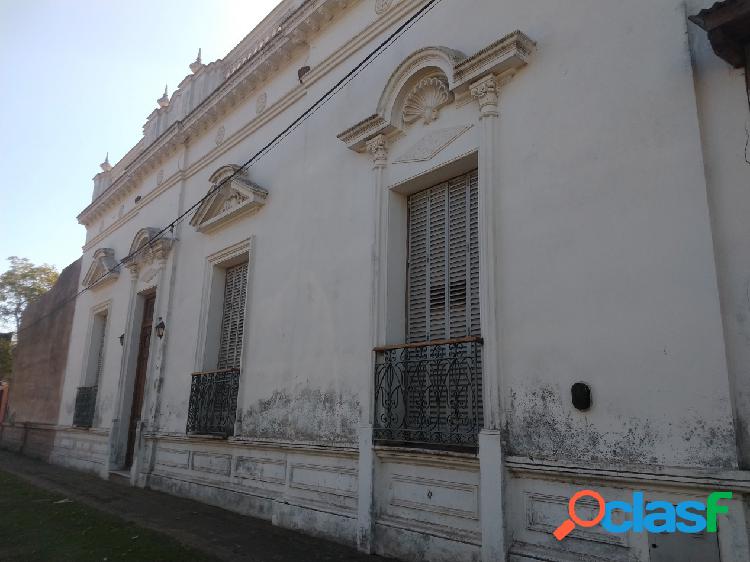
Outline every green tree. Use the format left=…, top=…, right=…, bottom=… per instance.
left=0, top=337, right=12, bottom=378
left=0, top=257, right=59, bottom=334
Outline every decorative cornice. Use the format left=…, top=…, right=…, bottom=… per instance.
left=80, top=83, right=306, bottom=253
left=453, top=30, right=535, bottom=85
left=83, top=0, right=434, bottom=240
left=337, top=114, right=390, bottom=151
left=78, top=0, right=361, bottom=227
left=222, top=0, right=306, bottom=78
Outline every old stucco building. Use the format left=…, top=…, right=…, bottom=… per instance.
left=2, top=0, right=750, bottom=560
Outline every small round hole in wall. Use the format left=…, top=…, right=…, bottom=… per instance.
left=571, top=382, right=592, bottom=411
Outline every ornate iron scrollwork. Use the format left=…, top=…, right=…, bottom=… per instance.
left=186, top=368, right=240, bottom=437
left=373, top=338, right=483, bottom=448
left=73, top=385, right=98, bottom=428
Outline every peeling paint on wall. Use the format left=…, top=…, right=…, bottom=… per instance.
left=505, top=385, right=736, bottom=468
left=240, top=386, right=360, bottom=444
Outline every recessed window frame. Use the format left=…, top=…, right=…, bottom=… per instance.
left=81, top=300, right=112, bottom=388
left=195, top=239, right=253, bottom=373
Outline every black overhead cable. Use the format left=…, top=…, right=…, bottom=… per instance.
left=13, top=0, right=442, bottom=338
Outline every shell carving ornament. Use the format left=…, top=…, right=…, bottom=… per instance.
left=374, top=0, right=393, bottom=15
left=402, top=76, right=453, bottom=126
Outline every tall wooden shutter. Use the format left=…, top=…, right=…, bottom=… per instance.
left=217, top=262, right=248, bottom=370
left=94, top=313, right=107, bottom=383
left=407, top=170, right=480, bottom=342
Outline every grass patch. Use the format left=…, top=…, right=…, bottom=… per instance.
left=0, top=470, right=217, bottom=562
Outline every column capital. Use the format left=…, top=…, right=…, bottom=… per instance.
left=470, top=74, right=500, bottom=117
left=366, top=134, right=388, bottom=168
left=125, top=262, right=139, bottom=280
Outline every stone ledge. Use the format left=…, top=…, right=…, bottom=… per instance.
left=506, top=455, right=750, bottom=493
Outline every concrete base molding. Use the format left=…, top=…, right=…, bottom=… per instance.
left=4, top=426, right=750, bottom=561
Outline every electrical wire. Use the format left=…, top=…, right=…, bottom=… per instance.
left=11, top=0, right=442, bottom=338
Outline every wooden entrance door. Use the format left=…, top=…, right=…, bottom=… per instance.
left=125, top=293, right=155, bottom=468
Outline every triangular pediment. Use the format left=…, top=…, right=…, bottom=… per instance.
left=82, top=248, right=119, bottom=288
left=190, top=165, right=268, bottom=233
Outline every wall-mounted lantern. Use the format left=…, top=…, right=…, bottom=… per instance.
left=155, top=317, right=166, bottom=339
left=119, top=333, right=125, bottom=346
left=689, top=0, right=750, bottom=110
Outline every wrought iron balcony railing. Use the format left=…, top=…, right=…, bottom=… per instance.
left=373, top=336, right=483, bottom=449
left=186, top=368, right=240, bottom=437
left=73, top=385, right=98, bottom=428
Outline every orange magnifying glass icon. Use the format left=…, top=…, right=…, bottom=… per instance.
left=553, top=490, right=606, bottom=540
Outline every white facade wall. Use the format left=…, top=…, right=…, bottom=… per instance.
left=40, top=0, right=750, bottom=560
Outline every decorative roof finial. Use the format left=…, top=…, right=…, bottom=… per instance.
left=100, top=152, right=112, bottom=172
left=190, top=48, right=203, bottom=73
left=157, top=84, right=169, bottom=108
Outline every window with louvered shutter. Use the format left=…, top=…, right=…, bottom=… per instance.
left=407, top=169, right=480, bottom=342
left=94, top=312, right=107, bottom=383
left=217, top=262, right=248, bottom=370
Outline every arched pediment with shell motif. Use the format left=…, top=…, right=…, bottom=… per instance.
left=122, top=227, right=173, bottom=273
left=337, top=32, right=535, bottom=153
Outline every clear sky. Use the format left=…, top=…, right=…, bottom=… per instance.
left=0, top=0, right=278, bottom=275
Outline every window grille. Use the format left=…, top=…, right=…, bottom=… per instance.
left=217, top=262, right=248, bottom=370
left=73, top=385, right=97, bottom=428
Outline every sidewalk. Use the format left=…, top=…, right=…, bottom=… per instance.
left=0, top=450, right=392, bottom=562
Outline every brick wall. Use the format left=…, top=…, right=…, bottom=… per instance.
left=4, top=258, right=81, bottom=426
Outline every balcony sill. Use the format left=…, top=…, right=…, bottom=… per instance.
left=186, top=432, right=230, bottom=440
left=64, top=425, right=109, bottom=436
left=374, top=444, right=479, bottom=469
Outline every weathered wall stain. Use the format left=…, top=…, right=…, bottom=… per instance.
left=240, top=386, right=359, bottom=444
left=505, top=385, right=736, bottom=468
left=94, top=394, right=113, bottom=427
